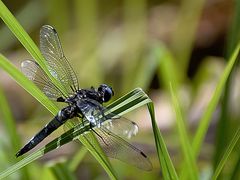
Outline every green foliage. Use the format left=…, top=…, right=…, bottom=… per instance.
left=170, top=84, right=198, bottom=179
left=0, top=0, right=239, bottom=179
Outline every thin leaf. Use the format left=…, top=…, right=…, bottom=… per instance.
left=181, top=39, right=240, bottom=179
left=68, top=147, right=88, bottom=172
left=171, top=0, right=206, bottom=78
left=213, top=0, right=240, bottom=171
left=156, top=43, right=180, bottom=90
left=192, top=41, right=240, bottom=158
left=212, top=127, right=240, bottom=180
left=170, top=83, right=198, bottom=180
left=0, top=85, right=21, bottom=152
left=148, top=102, right=179, bottom=180
left=49, top=162, right=76, bottom=180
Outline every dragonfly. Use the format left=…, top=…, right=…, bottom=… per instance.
left=16, top=25, right=152, bottom=171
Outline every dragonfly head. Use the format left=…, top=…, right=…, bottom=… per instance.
left=98, top=84, right=114, bottom=103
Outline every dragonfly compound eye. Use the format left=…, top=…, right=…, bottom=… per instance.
left=98, top=84, right=114, bottom=102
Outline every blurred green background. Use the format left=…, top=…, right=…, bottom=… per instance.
left=0, top=0, right=239, bottom=179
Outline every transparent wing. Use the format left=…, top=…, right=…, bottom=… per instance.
left=83, top=127, right=152, bottom=171
left=40, top=25, right=79, bottom=94
left=102, top=116, right=139, bottom=139
left=67, top=99, right=152, bottom=170
left=21, top=60, right=65, bottom=100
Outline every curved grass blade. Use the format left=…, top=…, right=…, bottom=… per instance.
left=49, top=162, right=76, bottom=180
left=180, top=39, right=240, bottom=179
left=0, top=85, right=21, bottom=152
left=170, top=83, right=198, bottom=179
left=68, top=147, right=88, bottom=172
left=192, top=41, right=240, bottom=157
left=0, top=85, right=30, bottom=179
left=148, top=102, right=179, bottom=180
left=212, top=127, right=240, bottom=180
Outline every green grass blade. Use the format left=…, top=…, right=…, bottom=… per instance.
left=68, top=147, right=88, bottom=172
left=147, top=102, right=179, bottom=180
left=0, top=85, right=30, bottom=180
left=229, top=154, right=240, bottom=180
left=156, top=43, right=180, bottom=90
left=0, top=124, right=88, bottom=179
left=171, top=0, right=205, bottom=78
left=170, top=83, right=198, bottom=180
left=213, top=0, right=240, bottom=171
left=49, top=162, right=76, bottom=180
left=192, top=41, right=240, bottom=157
left=212, top=127, right=240, bottom=179
left=181, top=40, right=240, bottom=179
left=0, top=85, right=21, bottom=152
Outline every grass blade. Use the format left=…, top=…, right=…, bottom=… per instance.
left=192, top=41, right=240, bottom=158
left=49, top=162, right=76, bottom=180
left=181, top=40, right=240, bottom=179
left=213, top=0, right=240, bottom=171
left=68, top=147, right=88, bottom=172
left=0, top=85, right=21, bottom=152
left=170, top=83, right=198, bottom=180
left=171, top=0, right=205, bottom=78
left=212, top=127, right=240, bottom=180
left=148, top=102, right=179, bottom=180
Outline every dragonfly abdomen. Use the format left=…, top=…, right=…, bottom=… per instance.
left=16, top=106, right=77, bottom=157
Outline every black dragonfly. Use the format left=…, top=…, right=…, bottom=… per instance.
left=16, top=25, right=152, bottom=171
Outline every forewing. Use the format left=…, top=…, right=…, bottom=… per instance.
left=40, top=25, right=79, bottom=94
left=21, top=60, right=64, bottom=100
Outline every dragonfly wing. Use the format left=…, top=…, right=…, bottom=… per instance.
left=102, top=116, right=139, bottom=139
left=83, top=126, right=152, bottom=171
left=21, top=59, right=64, bottom=100
left=72, top=99, right=152, bottom=170
left=40, top=25, right=79, bottom=94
